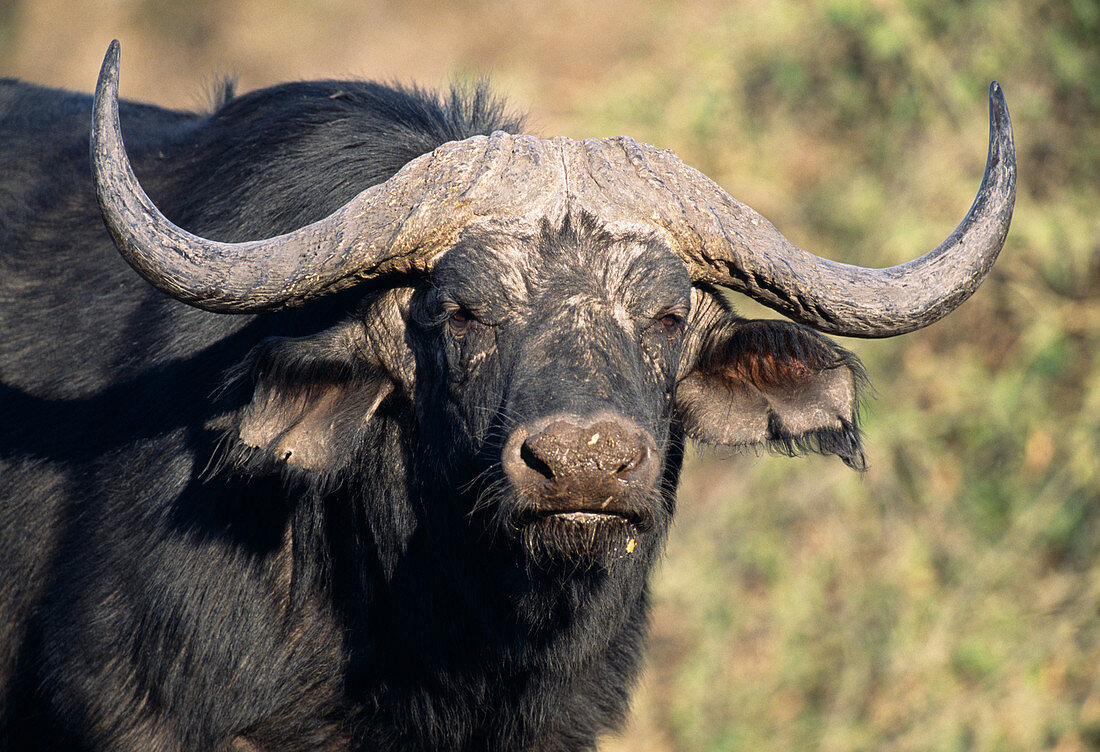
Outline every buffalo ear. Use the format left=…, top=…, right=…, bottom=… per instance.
left=675, top=318, right=868, bottom=469
left=234, top=335, right=394, bottom=473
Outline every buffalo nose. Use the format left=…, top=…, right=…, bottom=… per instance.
left=503, top=414, right=658, bottom=492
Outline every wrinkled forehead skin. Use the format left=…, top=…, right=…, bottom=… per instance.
left=426, top=215, right=699, bottom=429
left=431, top=221, right=692, bottom=321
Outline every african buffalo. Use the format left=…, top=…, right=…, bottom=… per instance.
left=0, top=41, right=1014, bottom=751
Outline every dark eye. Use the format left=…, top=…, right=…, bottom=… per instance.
left=656, top=312, right=684, bottom=334
left=447, top=308, right=475, bottom=335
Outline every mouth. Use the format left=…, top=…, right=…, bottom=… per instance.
left=516, top=504, right=646, bottom=564
left=518, top=503, right=648, bottom=529
left=544, top=510, right=628, bottom=524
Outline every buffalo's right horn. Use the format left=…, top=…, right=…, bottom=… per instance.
left=91, top=41, right=550, bottom=313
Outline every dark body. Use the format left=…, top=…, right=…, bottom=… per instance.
left=0, top=51, right=1013, bottom=751
left=1, top=80, right=616, bottom=750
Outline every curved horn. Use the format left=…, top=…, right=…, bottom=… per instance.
left=90, top=41, right=553, bottom=313
left=605, top=84, right=1015, bottom=338
left=94, top=40, right=1014, bottom=331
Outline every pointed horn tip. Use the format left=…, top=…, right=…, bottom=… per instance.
left=985, top=81, right=1015, bottom=161
left=104, top=40, right=120, bottom=70
left=96, top=41, right=121, bottom=94
left=988, top=81, right=1011, bottom=121
left=92, top=41, right=122, bottom=154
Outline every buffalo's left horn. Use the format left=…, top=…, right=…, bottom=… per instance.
left=623, top=84, right=1016, bottom=338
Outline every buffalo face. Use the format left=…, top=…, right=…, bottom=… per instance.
left=230, top=213, right=868, bottom=573
left=420, top=214, right=690, bottom=566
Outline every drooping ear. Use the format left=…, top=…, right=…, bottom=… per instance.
left=675, top=318, right=868, bottom=469
left=233, top=328, right=396, bottom=474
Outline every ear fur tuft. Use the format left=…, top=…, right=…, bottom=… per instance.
left=677, top=318, right=869, bottom=469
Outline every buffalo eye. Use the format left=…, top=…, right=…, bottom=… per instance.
left=651, top=311, right=685, bottom=337
left=447, top=307, right=477, bottom=336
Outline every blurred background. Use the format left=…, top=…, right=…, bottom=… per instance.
left=3, top=1, right=1098, bottom=750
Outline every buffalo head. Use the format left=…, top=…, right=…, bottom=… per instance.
left=89, top=41, right=1016, bottom=572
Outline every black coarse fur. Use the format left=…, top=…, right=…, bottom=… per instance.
left=0, top=76, right=561, bottom=752
left=0, top=72, right=866, bottom=752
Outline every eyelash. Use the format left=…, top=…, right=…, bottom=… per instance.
left=650, top=311, right=686, bottom=337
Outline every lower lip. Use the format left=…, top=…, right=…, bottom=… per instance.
left=546, top=511, right=628, bottom=523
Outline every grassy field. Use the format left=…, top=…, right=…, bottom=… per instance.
left=4, top=1, right=1098, bottom=750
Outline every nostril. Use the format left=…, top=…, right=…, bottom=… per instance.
left=614, top=445, right=651, bottom=477
left=520, top=440, right=555, bottom=481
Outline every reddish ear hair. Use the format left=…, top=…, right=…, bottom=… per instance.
left=675, top=318, right=867, bottom=469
